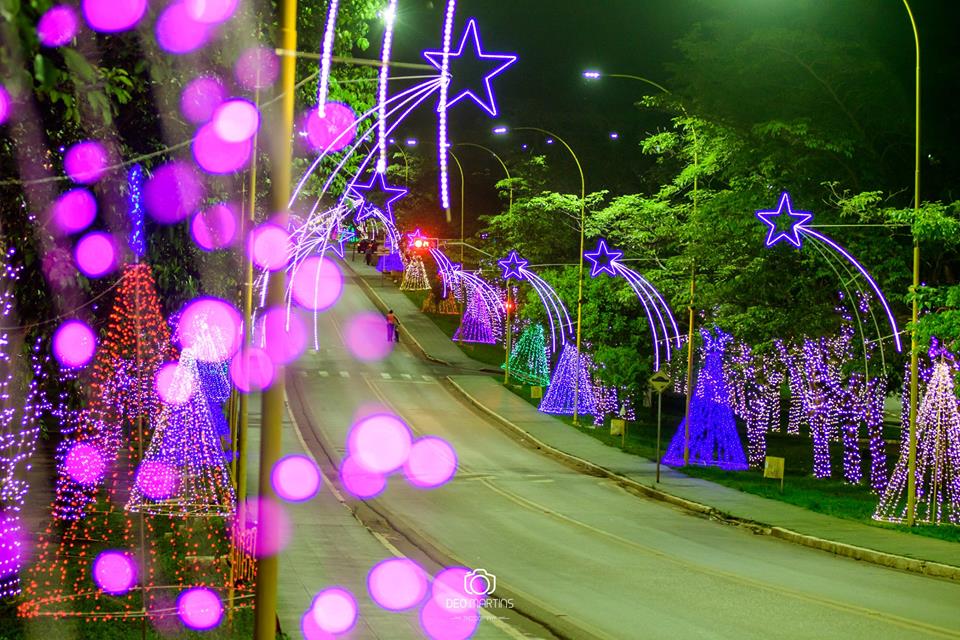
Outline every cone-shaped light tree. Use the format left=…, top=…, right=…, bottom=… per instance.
left=503, top=324, right=550, bottom=387
left=539, top=344, right=597, bottom=416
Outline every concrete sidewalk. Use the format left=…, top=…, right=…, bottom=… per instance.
left=348, top=256, right=960, bottom=579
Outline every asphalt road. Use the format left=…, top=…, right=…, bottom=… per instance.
left=289, top=272, right=960, bottom=640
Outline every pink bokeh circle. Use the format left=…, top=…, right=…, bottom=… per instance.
left=155, top=1, right=211, bottom=55
left=309, top=587, right=358, bottom=635
left=301, top=610, right=336, bottom=640
left=181, top=76, right=226, bottom=125
left=233, top=497, right=291, bottom=558
left=254, top=307, right=307, bottom=365
left=184, top=0, right=238, bottom=24
left=229, top=347, right=275, bottom=393
left=82, top=0, right=147, bottom=33
left=348, top=414, right=412, bottom=474
left=64, top=141, right=108, bottom=184
left=430, top=567, right=476, bottom=613
left=190, top=203, right=238, bottom=251
left=235, top=46, right=279, bottom=90
left=419, top=599, right=480, bottom=640
left=64, top=442, right=105, bottom=486
left=52, top=188, right=97, bottom=234
left=271, top=455, right=322, bottom=503
left=212, top=99, right=259, bottom=142
left=344, top=313, right=394, bottom=362
left=177, top=297, right=243, bottom=363
left=304, top=103, right=357, bottom=153
left=135, top=460, right=180, bottom=500
left=403, top=437, right=458, bottom=489
left=248, top=224, right=292, bottom=272
left=0, top=85, right=10, bottom=125
left=53, top=319, right=97, bottom=368
left=177, top=587, right=223, bottom=631
left=368, top=558, right=428, bottom=612
left=92, top=551, right=137, bottom=595
left=340, top=456, right=386, bottom=500
left=74, top=231, right=117, bottom=278
left=38, top=5, right=79, bottom=47
left=155, top=362, right=195, bottom=405
left=144, top=162, right=204, bottom=224
left=192, top=122, right=253, bottom=174
left=291, top=256, right=343, bottom=312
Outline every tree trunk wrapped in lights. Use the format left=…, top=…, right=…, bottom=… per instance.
left=503, top=324, right=550, bottom=387
left=539, top=343, right=597, bottom=416
left=662, top=327, right=748, bottom=471
left=400, top=257, right=431, bottom=291
left=874, top=352, right=960, bottom=525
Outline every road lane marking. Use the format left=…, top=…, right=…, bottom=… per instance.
left=381, top=372, right=392, bottom=380
left=318, top=371, right=330, bottom=378
left=339, top=371, right=350, bottom=378
left=422, top=375, right=434, bottom=381
left=400, top=373, right=413, bottom=380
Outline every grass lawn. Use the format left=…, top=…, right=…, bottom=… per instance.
left=500, top=380, right=960, bottom=545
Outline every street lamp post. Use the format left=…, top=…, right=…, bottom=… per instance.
left=495, top=126, right=586, bottom=424
left=583, top=70, right=700, bottom=464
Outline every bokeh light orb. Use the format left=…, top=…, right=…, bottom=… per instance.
left=348, top=414, right=412, bottom=474
left=74, top=231, right=117, bottom=278
left=248, top=224, right=292, bottom=271
left=344, top=313, right=394, bottom=362
left=181, top=76, right=226, bottom=124
left=403, top=437, right=458, bottom=489
left=177, top=587, right=223, bottom=631
left=309, top=587, right=358, bottom=635
left=190, top=203, right=237, bottom=251
left=155, top=362, right=195, bottom=405
left=305, top=102, right=357, bottom=153
left=52, top=188, right=97, bottom=234
left=37, top=5, right=79, bottom=47
left=144, top=162, right=204, bottom=224
left=92, top=551, right=137, bottom=595
left=291, top=256, right=343, bottom=311
left=135, top=460, right=180, bottom=500
left=254, top=307, right=306, bottom=365
left=184, top=0, right=238, bottom=23
left=235, top=46, right=279, bottom=90
left=368, top=558, right=428, bottom=612
left=64, top=442, right=105, bottom=486
left=233, top=498, right=291, bottom=557
left=0, top=85, right=10, bottom=125
left=272, top=455, right=322, bottom=503
left=177, top=297, right=243, bottom=363
left=229, top=347, right=275, bottom=393
left=155, top=2, right=210, bottom=55
left=82, top=0, right=147, bottom=33
left=64, top=141, right=108, bottom=184
left=430, top=567, right=476, bottom=613
left=301, top=611, right=336, bottom=640
left=420, top=599, right=480, bottom=640
left=212, top=99, right=259, bottom=142
left=340, top=456, right=386, bottom=500
left=53, top=319, right=97, bottom=368
left=192, top=122, right=253, bottom=175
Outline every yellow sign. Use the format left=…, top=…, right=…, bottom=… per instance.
left=530, top=386, right=543, bottom=399
left=649, top=371, right=671, bottom=393
left=610, top=419, right=626, bottom=436
left=764, top=456, right=785, bottom=480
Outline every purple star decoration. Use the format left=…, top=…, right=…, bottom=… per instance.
left=498, top=250, right=528, bottom=280
left=584, top=239, right=623, bottom=277
left=755, top=191, right=813, bottom=248
left=329, top=229, right=355, bottom=259
left=350, top=172, right=408, bottom=225
left=423, top=18, right=518, bottom=117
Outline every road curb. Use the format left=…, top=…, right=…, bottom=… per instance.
left=446, top=378, right=960, bottom=582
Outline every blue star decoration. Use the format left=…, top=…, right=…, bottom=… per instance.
left=755, top=191, right=813, bottom=248
left=584, top=239, right=623, bottom=278
left=498, top=250, right=528, bottom=280
left=350, top=172, right=408, bottom=224
left=329, top=228, right=355, bottom=259
left=423, top=18, right=518, bottom=117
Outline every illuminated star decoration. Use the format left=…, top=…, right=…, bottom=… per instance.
left=498, top=250, right=528, bottom=280
left=584, top=239, right=623, bottom=277
left=755, top=191, right=813, bottom=248
left=349, top=172, right=408, bottom=225
left=423, top=18, right=518, bottom=117
left=407, top=228, right=427, bottom=249
left=328, top=228, right=355, bottom=259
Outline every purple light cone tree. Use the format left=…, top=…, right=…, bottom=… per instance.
left=539, top=343, right=597, bottom=416
left=662, top=328, right=748, bottom=471
left=453, top=290, right=497, bottom=344
left=874, top=353, right=960, bottom=525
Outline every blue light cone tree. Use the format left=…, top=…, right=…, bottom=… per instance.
left=662, top=328, right=748, bottom=470
left=503, top=324, right=550, bottom=386
left=539, top=343, right=597, bottom=416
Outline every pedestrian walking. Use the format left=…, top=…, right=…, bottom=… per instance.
left=364, top=242, right=374, bottom=266
left=386, top=309, right=397, bottom=342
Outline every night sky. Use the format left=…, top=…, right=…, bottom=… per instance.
left=366, top=1, right=958, bottom=223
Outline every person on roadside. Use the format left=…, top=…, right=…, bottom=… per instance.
left=364, top=242, right=375, bottom=266
left=386, top=309, right=397, bottom=342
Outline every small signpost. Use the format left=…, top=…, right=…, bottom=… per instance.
left=764, top=456, right=785, bottom=493
left=530, top=386, right=543, bottom=399
left=649, top=370, right=671, bottom=483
